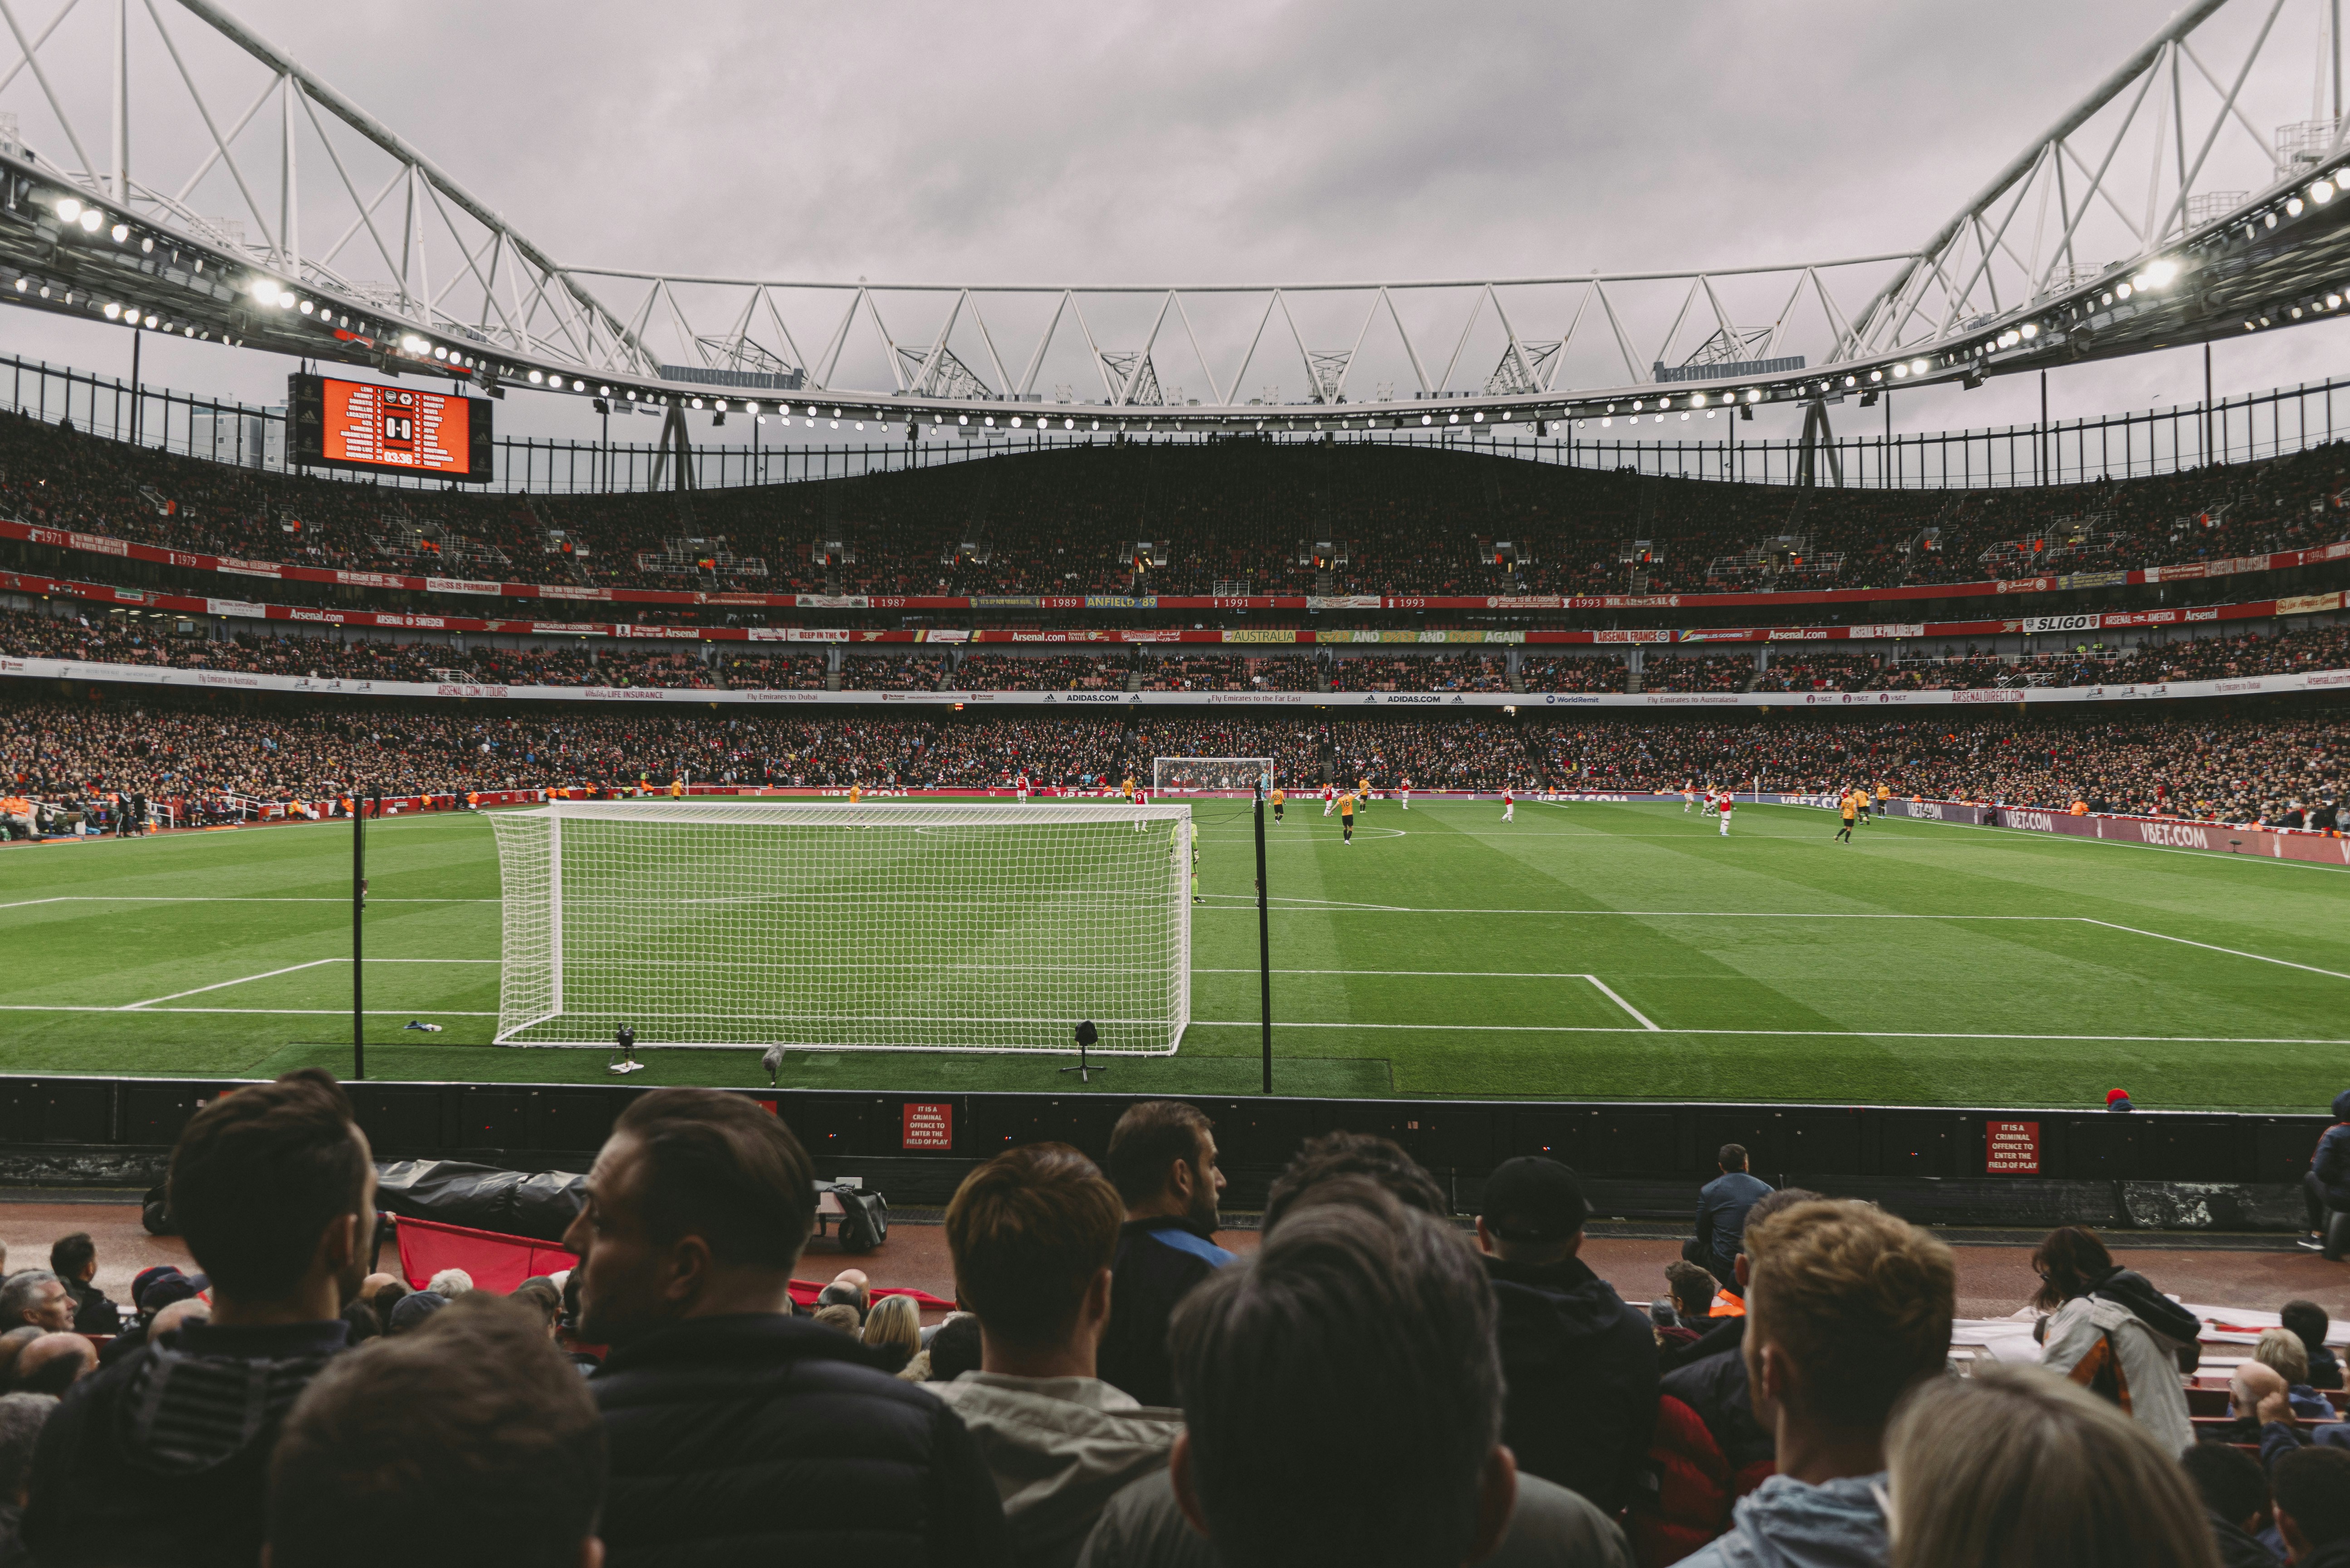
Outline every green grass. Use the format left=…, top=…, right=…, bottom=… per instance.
left=3, top=797, right=2348, bottom=1109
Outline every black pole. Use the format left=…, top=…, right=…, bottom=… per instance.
left=352, top=787, right=367, bottom=1080
left=1255, top=790, right=1273, bottom=1094
left=2203, top=343, right=2214, bottom=466
left=128, top=329, right=140, bottom=445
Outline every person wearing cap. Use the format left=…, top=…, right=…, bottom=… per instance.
left=1474, top=1156, right=1659, bottom=1515
left=2105, top=1088, right=2136, bottom=1113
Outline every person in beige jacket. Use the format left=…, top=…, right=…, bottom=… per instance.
left=934, top=1143, right=1185, bottom=1568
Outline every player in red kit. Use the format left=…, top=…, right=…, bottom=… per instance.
left=1502, top=785, right=1515, bottom=823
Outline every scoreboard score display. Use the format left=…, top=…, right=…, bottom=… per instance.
left=289, top=374, right=493, bottom=482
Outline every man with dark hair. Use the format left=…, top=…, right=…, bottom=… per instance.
left=1261, top=1129, right=1449, bottom=1230
left=1084, top=1183, right=1628, bottom=1568
left=562, top=1087, right=1005, bottom=1566
left=267, top=1293, right=608, bottom=1568
left=2178, top=1442, right=2276, bottom=1568
left=0, top=1274, right=66, bottom=1336
left=45, top=1234, right=116, bottom=1334
left=1684, top=1143, right=1772, bottom=1292
left=936, top=1144, right=1184, bottom=1567
left=2281, top=1299, right=2342, bottom=1389
left=2299, top=1088, right=2350, bottom=1254
left=2273, top=1446, right=2350, bottom=1568
left=1473, top=1156, right=1658, bottom=1515
left=1674, top=1199, right=1955, bottom=1568
left=24, top=1067, right=375, bottom=1568
left=1097, top=1101, right=1230, bottom=1409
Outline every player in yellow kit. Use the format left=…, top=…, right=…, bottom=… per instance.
left=1270, top=785, right=1285, bottom=824
left=848, top=780, right=863, bottom=805
left=1339, top=789, right=1356, bottom=844
left=1835, top=789, right=1859, bottom=842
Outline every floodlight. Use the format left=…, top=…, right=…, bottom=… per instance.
left=79, top=209, right=101, bottom=232
left=2314, top=180, right=2337, bottom=204
left=715, top=399, right=728, bottom=411
left=1692, top=392, right=1707, bottom=407
left=298, top=299, right=313, bottom=314
left=2020, top=323, right=2038, bottom=338
left=1448, top=413, right=1459, bottom=424
left=52, top=197, right=79, bottom=223
left=527, top=368, right=543, bottom=383
left=140, top=238, right=152, bottom=254
left=1010, top=416, right=1023, bottom=428
left=142, top=314, right=156, bottom=328
left=1600, top=416, right=1612, bottom=427
left=433, top=346, right=447, bottom=359
left=572, top=379, right=585, bottom=391
left=958, top=414, right=969, bottom=424
left=12, top=280, right=23, bottom=292
left=1421, top=413, right=1432, bottom=425
left=1892, top=363, right=1909, bottom=378
left=2329, top=294, right=2342, bottom=309
left=1679, top=411, right=1689, bottom=420
left=602, top=385, right=614, bottom=396
left=1473, top=411, right=1484, bottom=422
left=2116, top=282, right=2133, bottom=299
left=2265, top=211, right=2278, bottom=228
left=103, top=302, right=120, bottom=319
left=743, top=400, right=757, bottom=414
left=2287, top=196, right=2305, bottom=217
left=2141, top=258, right=2179, bottom=286
left=1745, top=388, right=1761, bottom=402
left=1706, top=410, right=1716, bottom=419
left=108, top=223, right=127, bottom=242
left=690, top=397, right=703, bottom=408
left=1631, top=399, right=1644, bottom=411
left=1065, top=417, right=1075, bottom=429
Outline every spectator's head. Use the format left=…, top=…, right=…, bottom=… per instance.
left=2255, top=1326, right=2311, bottom=1385
left=2274, top=1447, right=2350, bottom=1561
left=149, top=1296, right=210, bottom=1341
left=340, top=1296, right=380, bottom=1346
left=0, top=1271, right=69, bottom=1333
left=1885, top=1363, right=2218, bottom=1568
left=1167, top=1184, right=1514, bottom=1568
left=1106, top=1100, right=1224, bottom=1229
left=2028, top=1225, right=2116, bottom=1311
left=1743, top=1200, right=1954, bottom=1464
left=387, top=1290, right=447, bottom=1336
left=862, top=1294, right=920, bottom=1360
left=2179, top=1441, right=2270, bottom=1538
left=925, top=1312, right=982, bottom=1380
left=268, top=1294, right=607, bottom=1568
left=167, top=1068, right=374, bottom=1313
left=10, top=1331, right=92, bottom=1395
left=1664, top=1259, right=1719, bottom=1320
left=1723, top=1186, right=1825, bottom=1292
left=814, top=1282, right=866, bottom=1321
left=0, top=1391, right=56, bottom=1507
left=945, top=1142, right=1122, bottom=1376
left=1718, top=1142, right=1749, bottom=1173
left=1262, top=1130, right=1445, bottom=1231
left=2229, top=1357, right=2289, bottom=1423
left=48, top=1231, right=94, bottom=1283
left=560, top=1088, right=815, bottom=1348
left=510, top=1277, right=563, bottom=1339
left=426, top=1268, right=474, bottom=1299
left=0, top=1328, right=34, bottom=1387
left=1473, top=1156, right=1587, bottom=1264
left=810, top=1303, right=862, bottom=1336
left=358, top=1271, right=401, bottom=1302
left=2280, top=1299, right=2330, bottom=1359
left=368, top=1277, right=406, bottom=1327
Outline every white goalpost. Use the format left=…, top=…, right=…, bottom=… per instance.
left=489, top=800, right=1192, bottom=1054
left=1152, top=756, right=1273, bottom=794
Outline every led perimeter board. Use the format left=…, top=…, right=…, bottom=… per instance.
left=288, top=373, right=494, bottom=482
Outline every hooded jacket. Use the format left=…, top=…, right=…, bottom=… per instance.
left=1098, top=1218, right=1232, bottom=1410
left=2040, top=1269, right=2199, bottom=1456
left=1673, top=1471, right=1890, bottom=1568
left=20, top=1317, right=349, bottom=1568
left=1483, top=1253, right=1660, bottom=1514
left=931, top=1373, right=1183, bottom=1568
left=2314, top=1089, right=2350, bottom=1208
left=589, top=1312, right=1008, bottom=1568
left=2203, top=1510, right=2278, bottom=1568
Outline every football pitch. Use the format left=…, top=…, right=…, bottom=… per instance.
left=2, top=797, right=2347, bottom=1111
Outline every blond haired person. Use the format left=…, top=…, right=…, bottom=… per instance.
left=1884, top=1363, right=2221, bottom=1568
left=861, top=1292, right=921, bottom=1375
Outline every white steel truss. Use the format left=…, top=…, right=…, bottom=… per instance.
left=0, top=0, right=2340, bottom=422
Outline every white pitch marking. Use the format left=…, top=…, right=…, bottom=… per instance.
left=122, top=958, right=343, bottom=1009
left=0, top=1005, right=497, bottom=1016
left=0, top=896, right=499, bottom=909
left=1197, top=967, right=1617, bottom=977
left=2076, top=919, right=2350, bottom=981
left=1584, top=975, right=1662, bottom=1031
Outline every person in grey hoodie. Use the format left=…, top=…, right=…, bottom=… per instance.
left=934, top=1142, right=1186, bottom=1568
left=1676, top=1198, right=1955, bottom=1568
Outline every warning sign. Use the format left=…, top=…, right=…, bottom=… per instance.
left=902, top=1102, right=954, bottom=1150
left=1985, top=1120, right=2041, bottom=1175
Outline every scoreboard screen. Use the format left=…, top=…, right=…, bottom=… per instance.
left=288, top=374, right=493, bottom=482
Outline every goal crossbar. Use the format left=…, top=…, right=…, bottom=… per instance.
left=490, top=800, right=1192, bottom=1054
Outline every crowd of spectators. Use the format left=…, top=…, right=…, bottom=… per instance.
left=6, top=1079, right=2346, bottom=1568
left=951, top=655, right=1127, bottom=691
left=1521, top=655, right=1630, bottom=692
left=1750, top=652, right=1879, bottom=693
left=1323, top=654, right=1508, bottom=691
left=6, top=408, right=2350, bottom=603
left=1641, top=655, right=1753, bottom=694
left=839, top=653, right=946, bottom=691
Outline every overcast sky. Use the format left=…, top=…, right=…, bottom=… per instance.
left=5, top=0, right=2347, bottom=446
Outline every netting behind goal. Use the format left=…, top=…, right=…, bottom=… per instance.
left=1152, top=757, right=1272, bottom=794
left=490, top=801, right=1191, bottom=1054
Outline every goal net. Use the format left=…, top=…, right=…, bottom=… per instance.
left=489, top=800, right=1191, bottom=1054
left=1152, top=756, right=1273, bottom=794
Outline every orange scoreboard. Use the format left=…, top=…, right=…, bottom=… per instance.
left=288, top=373, right=493, bottom=482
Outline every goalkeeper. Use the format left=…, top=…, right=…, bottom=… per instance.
left=1191, top=818, right=1202, bottom=904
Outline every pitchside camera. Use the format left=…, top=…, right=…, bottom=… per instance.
left=609, top=1023, right=644, bottom=1076
left=1062, top=1019, right=1106, bottom=1083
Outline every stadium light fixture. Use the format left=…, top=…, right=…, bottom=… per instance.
left=527, top=368, right=543, bottom=382
left=77, top=208, right=101, bottom=233
left=2287, top=196, right=2306, bottom=217
left=1010, top=416, right=1022, bottom=427
left=572, top=379, right=585, bottom=391
left=1631, top=399, right=1644, bottom=411
left=690, top=397, right=703, bottom=408
left=52, top=196, right=79, bottom=223
left=1745, top=388, right=1762, bottom=402
left=1869, top=370, right=1883, bottom=382
left=142, top=314, right=156, bottom=328
left=108, top=222, right=127, bottom=243
left=1421, top=414, right=1432, bottom=425
left=2313, top=179, right=2336, bottom=205
left=102, top=302, right=119, bottom=319
left=2020, top=322, right=2039, bottom=338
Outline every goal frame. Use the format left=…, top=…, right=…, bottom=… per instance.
left=1151, top=756, right=1274, bottom=794
left=490, top=799, right=1192, bottom=1055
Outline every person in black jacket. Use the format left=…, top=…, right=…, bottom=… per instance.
left=2179, top=1439, right=2279, bottom=1568
left=1472, top=1156, right=1658, bottom=1515
left=2300, top=1088, right=2350, bottom=1253
left=1097, top=1101, right=1230, bottom=1409
left=21, top=1068, right=374, bottom=1568
left=46, top=1234, right=118, bottom=1336
left=1657, top=1187, right=1824, bottom=1471
left=562, top=1087, right=1007, bottom=1568
left=2275, top=1448, right=2350, bottom=1568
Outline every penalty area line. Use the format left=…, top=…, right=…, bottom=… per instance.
left=1185, top=1020, right=2350, bottom=1045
